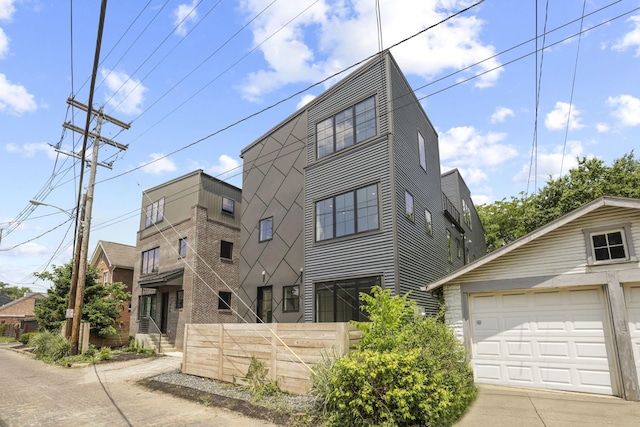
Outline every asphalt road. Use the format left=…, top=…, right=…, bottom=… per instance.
left=0, top=345, right=277, bottom=427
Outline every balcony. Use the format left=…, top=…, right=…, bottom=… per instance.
left=442, top=192, right=464, bottom=232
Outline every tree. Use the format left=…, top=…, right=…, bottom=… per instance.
left=34, top=262, right=131, bottom=337
left=0, top=282, right=32, bottom=300
left=479, top=152, right=640, bottom=252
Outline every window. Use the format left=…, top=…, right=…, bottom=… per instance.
left=584, top=224, right=635, bottom=265
left=138, top=294, right=156, bottom=320
left=141, top=247, right=160, bottom=274
left=283, top=285, right=300, bottom=312
left=446, top=229, right=452, bottom=262
left=222, top=197, right=235, bottom=215
left=456, top=238, right=461, bottom=259
left=259, top=217, right=273, bottom=242
left=418, top=131, right=426, bottom=171
left=218, top=291, right=231, bottom=310
left=103, top=271, right=109, bottom=284
left=316, top=184, right=379, bottom=241
left=405, top=191, right=414, bottom=222
left=462, top=199, right=472, bottom=229
left=316, top=96, right=376, bottom=159
left=179, top=238, right=187, bottom=257
left=176, top=290, right=184, bottom=309
left=144, top=198, right=164, bottom=228
left=315, top=276, right=379, bottom=322
left=425, top=209, right=433, bottom=235
left=220, top=241, right=233, bottom=260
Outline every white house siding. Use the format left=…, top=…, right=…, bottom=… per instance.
left=460, top=207, right=640, bottom=283
left=626, top=282, right=640, bottom=385
left=444, top=283, right=464, bottom=342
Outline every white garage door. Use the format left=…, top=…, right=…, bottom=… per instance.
left=469, top=287, right=616, bottom=395
left=625, top=283, right=640, bottom=385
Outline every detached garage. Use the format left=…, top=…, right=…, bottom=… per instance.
left=425, top=197, right=640, bottom=401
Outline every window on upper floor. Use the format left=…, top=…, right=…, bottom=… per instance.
left=425, top=209, right=433, bottom=235
left=222, top=196, right=235, bottom=215
left=103, top=271, right=109, bottom=284
left=220, top=241, right=233, bottom=260
left=283, top=285, right=300, bottom=312
left=259, top=217, right=273, bottom=242
left=418, top=131, right=426, bottom=171
left=218, top=291, right=232, bottom=310
left=316, top=96, right=377, bottom=159
left=584, top=224, right=635, bottom=265
left=462, top=199, right=472, bottom=229
left=316, top=184, right=379, bottom=241
left=456, top=237, right=461, bottom=259
left=141, top=247, right=160, bottom=274
left=446, top=229, right=452, bottom=262
left=179, top=238, right=187, bottom=257
left=405, top=191, right=414, bottom=222
left=176, top=290, right=184, bottom=310
left=145, top=198, right=164, bottom=228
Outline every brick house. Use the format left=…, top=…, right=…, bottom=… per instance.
left=89, top=240, right=136, bottom=346
left=0, top=292, right=46, bottom=338
left=129, top=170, right=241, bottom=351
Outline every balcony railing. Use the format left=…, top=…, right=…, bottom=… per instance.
left=442, top=192, right=464, bottom=231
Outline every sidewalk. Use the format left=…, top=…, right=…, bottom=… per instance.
left=456, top=384, right=640, bottom=427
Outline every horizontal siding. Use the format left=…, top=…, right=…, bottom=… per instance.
left=460, top=207, right=640, bottom=283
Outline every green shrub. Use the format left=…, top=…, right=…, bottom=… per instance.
left=312, top=286, right=477, bottom=427
left=30, top=331, right=70, bottom=363
left=19, top=332, right=36, bottom=345
left=245, top=355, right=280, bottom=400
left=99, top=347, right=112, bottom=361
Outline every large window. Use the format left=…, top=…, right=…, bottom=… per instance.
left=145, top=198, right=164, bottom=228
left=418, top=131, right=426, bottom=171
left=316, top=184, right=379, bottom=241
left=220, top=241, right=233, bottom=260
left=315, top=276, right=380, bottom=322
left=138, top=294, right=156, bottom=320
left=218, top=291, right=232, bottom=310
left=316, top=96, right=376, bottom=159
left=283, top=285, right=300, bottom=312
left=222, top=196, right=235, bottom=215
left=141, top=247, right=160, bottom=274
left=259, top=217, right=273, bottom=242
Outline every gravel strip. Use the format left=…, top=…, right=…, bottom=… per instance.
left=151, top=369, right=318, bottom=413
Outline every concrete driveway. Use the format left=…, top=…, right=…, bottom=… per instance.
left=456, top=384, right=640, bottom=427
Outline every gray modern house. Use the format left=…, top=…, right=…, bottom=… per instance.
left=237, top=51, right=486, bottom=324
left=130, top=170, right=242, bottom=350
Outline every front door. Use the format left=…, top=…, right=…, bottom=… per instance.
left=257, top=286, right=272, bottom=323
left=160, top=292, right=169, bottom=333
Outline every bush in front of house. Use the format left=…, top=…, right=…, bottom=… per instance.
left=19, top=332, right=36, bottom=345
left=312, top=287, right=477, bottom=427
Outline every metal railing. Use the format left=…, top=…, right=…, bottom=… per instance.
left=442, top=192, right=463, bottom=231
left=140, top=316, right=162, bottom=354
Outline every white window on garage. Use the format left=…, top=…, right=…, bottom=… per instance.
left=583, top=223, right=635, bottom=265
left=469, top=287, right=617, bottom=396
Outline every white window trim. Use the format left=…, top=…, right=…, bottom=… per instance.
left=583, top=223, right=636, bottom=265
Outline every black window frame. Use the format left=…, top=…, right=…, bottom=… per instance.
left=315, top=276, right=380, bottom=322
left=222, top=196, right=235, bottom=215
left=316, top=96, right=377, bottom=159
left=425, top=209, right=433, bottom=235
left=175, top=290, right=184, bottom=310
left=220, top=240, right=233, bottom=260
left=144, top=198, right=165, bottom=228
left=178, top=237, right=187, bottom=257
left=315, top=183, right=379, bottom=242
left=141, top=247, right=160, bottom=274
left=283, top=285, right=300, bottom=312
left=446, top=229, right=452, bottom=263
left=405, top=191, right=414, bottom=222
left=259, top=217, right=273, bottom=242
left=218, top=291, right=232, bottom=310
left=418, top=131, right=426, bottom=171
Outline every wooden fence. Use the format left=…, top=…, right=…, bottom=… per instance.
left=182, top=322, right=362, bottom=394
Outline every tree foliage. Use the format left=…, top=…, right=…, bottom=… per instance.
left=478, top=152, right=640, bottom=252
left=313, top=287, right=476, bottom=426
left=34, top=262, right=131, bottom=337
left=0, top=282, right=32, bottom=300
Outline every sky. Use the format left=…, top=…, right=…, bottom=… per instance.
left=1, top=0, right=639, bottom=292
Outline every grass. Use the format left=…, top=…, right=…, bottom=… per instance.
left=0, top=336, right=16, bottom=344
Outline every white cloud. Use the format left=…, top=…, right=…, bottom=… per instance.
left=439, top=126, right=517, bottom=170
left=0, top=0, right=17, bottom=22
left=296, top=94, right=316, bottom=109
left=14, top=242, right=47, bottom=256
left=471, top=194, right=492, bottom=206
left=238, top=0, right=502, bottom=101
left=544, top=102, right=584, bottom=131
left=139, top=153, right=177, bottom=174
left=173, top=1, right=199, bottom=37
left=207, top=154, right=242, bottom=179
left=490, top=106, right=514, bottom=123
left=596, top=123, right=609, bottom=133
left=613, top=15, right=640, bottom=57
left=514, top=140, right=584, bottom=184
left=607, top=94, right=640, bottom=127
left=4, top=142, right=55, bottom=159
left=0, top=27, right=8, bottom=59
left=0, top=73, right=37, bottom=114
left=100, top=68, right=147, bottom=115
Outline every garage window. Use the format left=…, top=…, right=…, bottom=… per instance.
left=584, top=223, right=635, bottom=265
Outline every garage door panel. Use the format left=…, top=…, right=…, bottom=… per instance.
left=470, top=287, right=616, bottom=395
